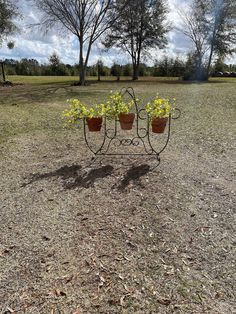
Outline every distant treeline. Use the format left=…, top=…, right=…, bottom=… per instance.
left=1, top=55, right=236, bottom=78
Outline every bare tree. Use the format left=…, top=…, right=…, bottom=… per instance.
left=34, top=0, right=122, bottom=85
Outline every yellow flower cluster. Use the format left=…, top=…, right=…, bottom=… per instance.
left=62, top=99, right=88, bottom=127
left=62, top=92, right=135, bottom=127
left=62, top=93, right=176, bottom=128
left=107, top=92, right=134, bottom=117
left=146, top=95, right=175, bottom=118
left=62, top=99, right=110, bottom=127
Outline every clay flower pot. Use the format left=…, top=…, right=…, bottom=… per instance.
left=151, top=117, right=168, bottom=133
left=86, top=117, right=103, bottom=132
left=118, top=113, right=135, bottom=130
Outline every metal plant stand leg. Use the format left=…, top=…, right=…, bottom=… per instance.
left=83, top=87, right=180, bottom=169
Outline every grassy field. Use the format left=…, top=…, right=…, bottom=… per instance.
left=0, top=76, right=235, bottom=313
left=8, top=75, right=179, bottom=85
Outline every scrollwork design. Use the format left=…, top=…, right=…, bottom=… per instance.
left=105, top=128, right=116, bottom=139
left=172, top=108, right=181, bottom=120
left=112, top=138, right=141, bottom=148
left=138, top=108, right=147, bottom=120
left=137, top=127, right=148, bottom=139
left=131, top=137, right=141, bottom=147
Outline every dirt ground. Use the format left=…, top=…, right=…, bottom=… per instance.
left=0, top=79, right=236, bottom=313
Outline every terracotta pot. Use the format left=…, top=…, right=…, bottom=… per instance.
left=118, top=113, right=135, bottom=130
left=151, top=117, right=168, bottom=133
left=86, top=117, right=103, bottom=132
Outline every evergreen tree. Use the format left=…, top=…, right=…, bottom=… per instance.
left=111, top=63, right=122, bottom=80
left=0, top=0, right=18, bottom=44
left=0, top=0, right=18, bottom=82
left=104, top=0, right=169, bottom=80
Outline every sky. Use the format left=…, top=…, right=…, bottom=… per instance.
left=0, top=0, right=235, bottom=66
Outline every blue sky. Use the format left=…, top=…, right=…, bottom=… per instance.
left=0, top=0, right=235, bottom=66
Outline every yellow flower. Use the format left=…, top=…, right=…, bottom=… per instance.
left=145, top=95, right=176, bottom=118
left=106, top=91, right=134, bottom=117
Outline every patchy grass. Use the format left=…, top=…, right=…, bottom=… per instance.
left=8, top=75, right=179, bottom=85
left=6, top=74, right=236, bottom=85
left=0, top=77, right=235, bottom=313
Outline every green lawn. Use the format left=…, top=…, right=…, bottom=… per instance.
left=0, top=75, right=235, bottom=144
left=8, top=75, right=179, bottom=85
left=7, top=74, right=236, bottom=85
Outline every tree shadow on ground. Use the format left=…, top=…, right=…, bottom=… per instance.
left=23, top=164, right=114, bottom=189
left=65, top=165, right=114, bottom=189
left=22, top=165, right=82, bottom=187
left=115, top=164, right=151, bottom=191
left=23, top=163, right=151, bottom=191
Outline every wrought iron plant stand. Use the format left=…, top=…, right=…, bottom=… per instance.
left=83, top=87, right=180, bottom=169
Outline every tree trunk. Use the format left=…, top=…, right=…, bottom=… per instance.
left=80, top=66, right=86, bottom=85
left=79, top=40, right=85, bottom=85
left=1, top=62, right=6, bottom=82
left=132, top=63, right=139, bottom=80
left=206, top=39, right=215, bottom=78
left=194, top=52, right=208, bottom=81
left=196, top=55, right=203, bottom=80
left=79, top=61, right=85, bottom=86
left=97, top=63, right=101, bottom=81
left=207, top=18, right=218, bottom=78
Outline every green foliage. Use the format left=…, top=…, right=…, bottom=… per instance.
left=97, top=60, right=111, bottom=79
left=180, top=0, right=236, bottom=79
left=110, top=63, right=122, bottom=79
left=208, top=0, right=236, bottom=57
left=0, top=0, right=18, bottom=45
left=213, top=57, right=236, bottom=74
left=1, top=58, right=235, bottom=79
left=153, top=56, right=186, bottom=77
left=49, top=53, right=60, bottom=68
left=2, top=58, right=80, bottom=77
left=123, top=64, right=132, bottom=77
left=104, top=0, right=169, bottom=80
left=183, top=52, right=208, bottom=81
left=7, top=40, right=14, bottom=49
left=48, top=53, right=70, bottom=76
left=0, top=1, right=18, bottom=81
